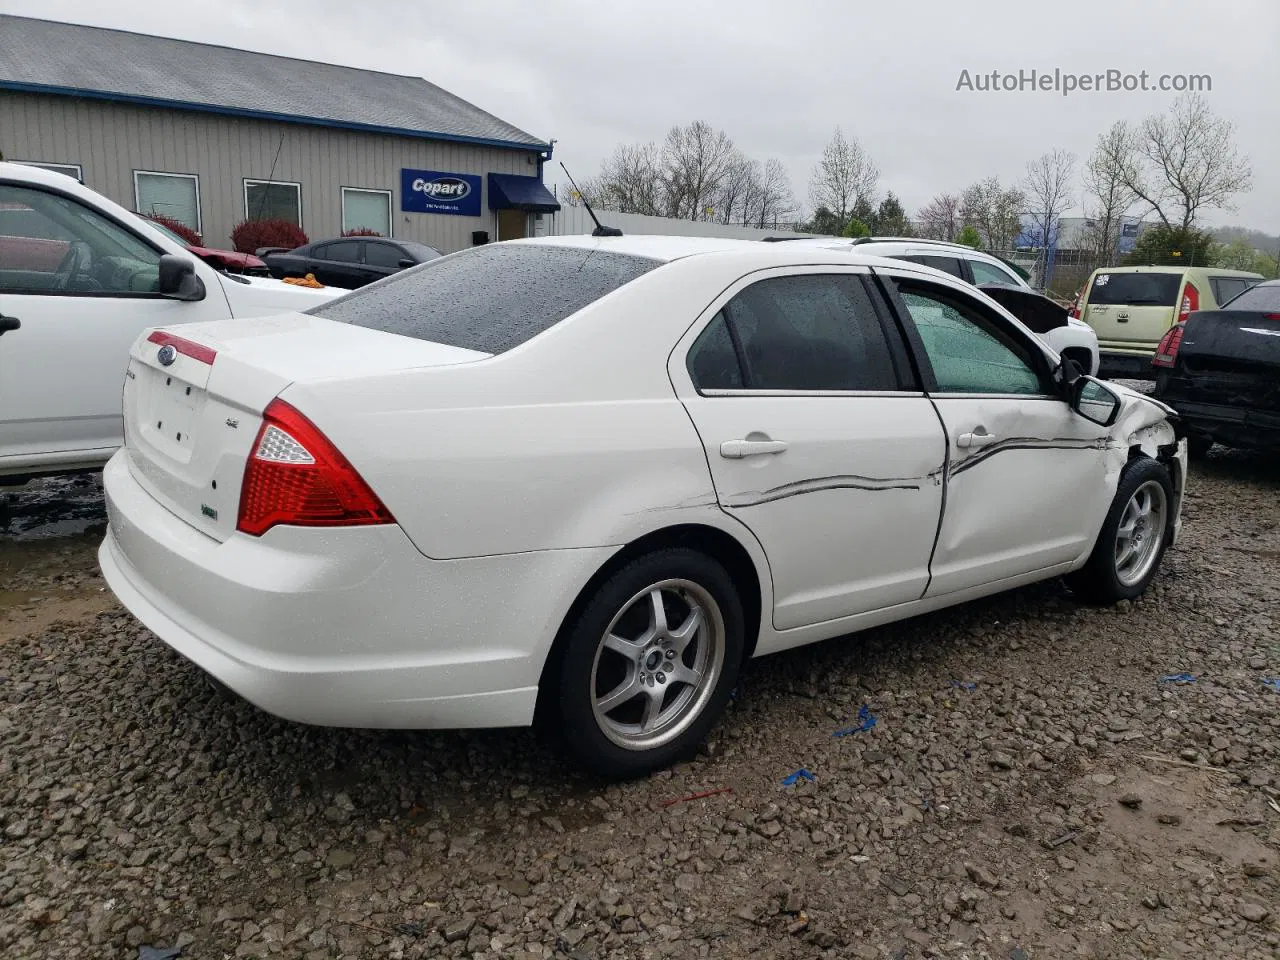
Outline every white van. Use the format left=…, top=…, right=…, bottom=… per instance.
left=0, top=162, right=341, bottom=483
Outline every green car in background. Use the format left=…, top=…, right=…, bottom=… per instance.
left=1077, top=265, right=1264, bottom=379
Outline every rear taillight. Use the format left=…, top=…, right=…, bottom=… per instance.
left=1152, top=323, right=1186, bottom=368
left=237, top=399, right=394, bottom=537
left=1177, top=282, right=1199, bottom=323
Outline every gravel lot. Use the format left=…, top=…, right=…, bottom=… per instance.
left=2, top=452, right=1278, bottom=960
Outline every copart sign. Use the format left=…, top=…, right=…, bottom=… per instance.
left=400, top=169, right=483, bottom=216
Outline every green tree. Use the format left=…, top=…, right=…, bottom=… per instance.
left=842, top=217, right=871, bottom=239
left=955, top=225, right=982, bottom=249
left=873, top=192, right=911, bottom=235
left=798, top=205, right=845, bottom=236
left=1212, top=237, right=1277, bottom=275
left=1124, top=224, right=1216, bottom=266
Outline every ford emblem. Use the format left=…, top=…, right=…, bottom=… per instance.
left=157, top=344, right=177, bottom=366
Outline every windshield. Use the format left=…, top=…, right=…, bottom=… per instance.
left=309, top=244, right=662, bottom=354
left=1221, top=282, right=1280, bottom=311
left=1087, top=272, right=1181, bottom=306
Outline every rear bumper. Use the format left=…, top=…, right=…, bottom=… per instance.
left=1098, top=349, right=1157, bottom=380
left=1153, top=394, right=1280, bottom=449
left=99, top=450, right=613, bottom=729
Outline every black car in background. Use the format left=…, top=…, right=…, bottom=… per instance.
left=1152, top=279, right=1280, bottom=457
left=263, top=237, right=441, bottom=289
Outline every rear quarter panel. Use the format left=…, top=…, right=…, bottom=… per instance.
left=279, top=255, right=779, bottom=562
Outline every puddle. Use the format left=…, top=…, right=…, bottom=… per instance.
left=1, top=473, right=107, bottom=541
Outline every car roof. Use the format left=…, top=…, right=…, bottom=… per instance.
left=1091, top=264, right=1264, bottom=279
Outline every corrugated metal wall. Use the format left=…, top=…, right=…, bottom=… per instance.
left=0, top=91, right=540, bottom=251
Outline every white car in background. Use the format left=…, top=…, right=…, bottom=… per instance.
left=0, top=161, right=340, bottom=484
left=778, top=236, right=1101, bottom=377
left=99, top=235, right=1185, bottom=778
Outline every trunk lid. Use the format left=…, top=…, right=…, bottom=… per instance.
left=122, top=312, right=488, bottom=540
left=1083, top=271, right=1184, bottom=345
left=1173, top=310, right=1280, bottom=413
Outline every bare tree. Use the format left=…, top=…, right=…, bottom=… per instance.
left=713, top=151, right=759, bottom=225
left=660, top=121, right=737, bottom=221
left=1022, top=149, right=1077, bottom=277
left=915, top=193, right=961, bottom=241
left=1119, top=93, right=1252, bottom=233
left=808, top=127, right=879, bottom=229
left=960, top=177, right=1025, bottom=250
left=1080, top=121, right=1138, bottom=264
left=591, top=142, right=662, bottom=215
left=752, top=158, right=796, bottom=229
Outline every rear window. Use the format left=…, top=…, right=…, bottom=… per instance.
left=309, top=244, right=661, bottom=354
left=1087, top=272, right=1181, bottom=306
left=1220, top=283, right=1280, bottom=312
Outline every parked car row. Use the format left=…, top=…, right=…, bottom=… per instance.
left=262, top=236, right=442, bottom=289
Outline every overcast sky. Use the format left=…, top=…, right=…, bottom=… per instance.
left=5, top=0, right=1278, bottom=229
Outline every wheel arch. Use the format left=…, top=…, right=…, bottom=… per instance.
left=534, top=522, right=766, bottom=721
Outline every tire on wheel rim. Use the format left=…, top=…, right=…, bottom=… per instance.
left=1068, top=457, right=1174, bottom=603
left=556, top=549, right=744, bottom=778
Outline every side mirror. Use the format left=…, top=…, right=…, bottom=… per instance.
left=157, top=255, right=205, bottom=302
left=397, top=257, right=416, bottom=269
left=1070, top=375, right=1122, bottom=427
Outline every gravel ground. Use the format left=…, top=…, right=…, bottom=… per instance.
left=2, top=451, right=1278, bottom=960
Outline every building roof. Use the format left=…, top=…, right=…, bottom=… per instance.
left=0, top=15, right=548, bottom=152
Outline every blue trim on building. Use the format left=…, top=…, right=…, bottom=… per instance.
left=0, top=80, right=553, bottom=155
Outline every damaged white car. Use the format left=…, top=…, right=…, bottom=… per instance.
left=98, top=236, right=1186, bottom=778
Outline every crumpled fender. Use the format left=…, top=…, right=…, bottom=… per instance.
left=1105, top=384, right=1188, bottom=546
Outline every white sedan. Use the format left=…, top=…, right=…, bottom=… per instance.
left=0, top=162, right=338, bottom=483
left=98, top=235, right=1187, bottom=778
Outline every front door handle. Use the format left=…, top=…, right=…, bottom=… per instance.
left=0, top=313, right=20, bottom=336
left=957, top=428, right=998, bottom=450
left=721, top=438, right=788, bottom=459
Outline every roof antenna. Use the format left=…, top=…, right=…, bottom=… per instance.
left=560, top=162, right=622, bottom=237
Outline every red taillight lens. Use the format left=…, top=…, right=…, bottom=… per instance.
left=147, top=330, right=217, bottom=365
left=1152, top=323, right=1185, bottom=368
left=237, top=399, right=394, bottom=537
left=1178, top=282, right=1199, bottom=323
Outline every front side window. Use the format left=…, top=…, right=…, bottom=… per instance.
left=0, top=184, right=161, bottom=295
left=969, top=258, right=1021, bottom=286
left=687, top=274, right=899, bottom=392
left=341, top=187, right=391, bottom=237
left=134, top=171, right=201, bottom=234
left=896, top=281, right=1047, bottom=396
left=310, top=244, right=661, bottom=355
left=363, top=242, right=407, bottom=269
left=244, top=180, right=302, bottom=226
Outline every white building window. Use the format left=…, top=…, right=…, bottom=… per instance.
left=244, top=179, right=302, bottom=226
left=134, top=171, right=202, bottom=234
left=17, top=161, right=83, bottom=181
left=341, top=187, right=392, bottom=237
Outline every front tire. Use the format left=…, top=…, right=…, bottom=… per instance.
left=1068, top=458, right=1173, bottom=604
left=555, top=549, right=745, bottom=779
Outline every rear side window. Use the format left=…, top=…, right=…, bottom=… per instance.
left=315, top=240, right=361, bottom=262
left=310, top=244, right=661, bottom=354
left=1219, top=282, right=1280, bottom=311
left=1088, top=272, right=1181, bottom=306
left=898, top=254, right=967, bottom=280
left=1211, top=277, right=1258, bottom=306
left=687, top=274, right=900, bottom=392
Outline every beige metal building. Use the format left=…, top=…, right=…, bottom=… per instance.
left=0, top=15, right=560, bottom=252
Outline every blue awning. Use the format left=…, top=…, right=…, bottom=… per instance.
left=488, top=173, right=561, bottom=213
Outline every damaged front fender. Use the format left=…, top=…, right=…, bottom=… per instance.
left=1107, top=386, right=1188, bottom=547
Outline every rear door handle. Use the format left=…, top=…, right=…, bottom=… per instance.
left=957, top=429, right=998, bottom=450
left=0, top=313, right=20, bottom=335
left=720, top=438, right=788, bottom=458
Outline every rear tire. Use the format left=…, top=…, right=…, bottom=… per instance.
left=554, top=549, right=744, bottom=779
left=1068, top=458, right=1173, bottom=604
